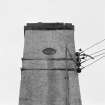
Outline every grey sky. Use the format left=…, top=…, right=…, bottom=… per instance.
left=0, top=0, right=105, bottom=105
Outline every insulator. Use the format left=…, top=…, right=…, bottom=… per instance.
left=75, top=52, right=80, bottom=56
left=76, top=68, right=81, bottom=73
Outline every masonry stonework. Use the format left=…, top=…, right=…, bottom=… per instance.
left=19, top=23, right=82, bottom=105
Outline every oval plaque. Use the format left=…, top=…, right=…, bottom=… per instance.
left=42, top=48, right=56, bottom=55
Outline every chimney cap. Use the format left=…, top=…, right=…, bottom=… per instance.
left=24, top=22, right=74, bottom=30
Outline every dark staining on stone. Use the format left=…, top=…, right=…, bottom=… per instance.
left=24, top=22, right=74, bottom=30
left=24, top=22, right=74, bottom=36
left=42, top=48, right=56, bottom=55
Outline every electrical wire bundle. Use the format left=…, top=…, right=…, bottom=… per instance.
left=78, top=38, right=105, bottom=71
left=67, top=38, right=105, bottom=73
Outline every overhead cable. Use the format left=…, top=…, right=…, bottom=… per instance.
left=82, top=56, right=105, bottom=69
left=81, top=38, right=105, bottom=53
left=90, top=49, right=105, bottom=55
left=82, top=52, right=105, bottom=63
left=93, top=52, right=105, bottom=58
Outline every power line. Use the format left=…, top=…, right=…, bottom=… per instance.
left=81, top=52, right=105, bottom=63
left=81, top=39, right=105, bottom=53
left=82, top=56, right=105, bottom=69
left=93, top=52, right=105, bottom=58
left=90, top=49, right=105, bottom=55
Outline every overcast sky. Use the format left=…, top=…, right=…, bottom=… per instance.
left=0, top=0, right=105, bottom=105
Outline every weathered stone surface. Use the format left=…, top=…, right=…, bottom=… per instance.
left=19, top=23, right=82, bottom=105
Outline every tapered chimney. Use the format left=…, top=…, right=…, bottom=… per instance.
left=19, top=23, right=82, bottom=105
